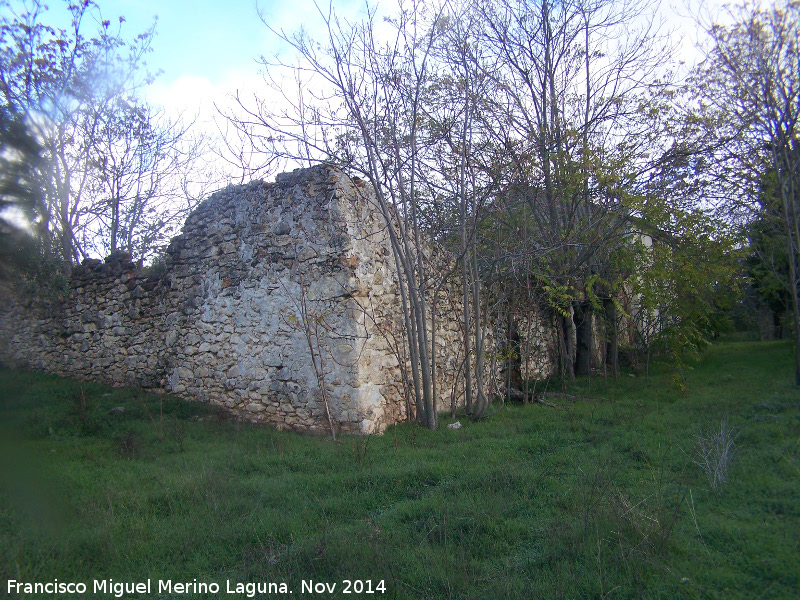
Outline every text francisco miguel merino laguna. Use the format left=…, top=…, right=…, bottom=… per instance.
left=7, top=578, right=388, bottom=596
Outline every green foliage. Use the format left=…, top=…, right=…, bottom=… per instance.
left=1, top=342, right=798, bottom=599
left=686, top=0, right=800, bottom=381
left=748, top=171, right=792, bottom=320
left=541, top=279, right=575, bottom=318
left=0, top=229, right=69, bottom=298
left=632, top=201, right=743, bottom=389
left=0, top=103, right=44, bottom=221
left=0, top=102, right=51, bottom=281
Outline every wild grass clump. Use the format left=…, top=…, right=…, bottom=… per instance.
left=115, top=431, right=142, bottom=458
left=690, top=419, right=740, bottom=493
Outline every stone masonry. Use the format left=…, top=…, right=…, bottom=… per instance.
left=0, top=164, right=499, bottom=433
left=0, top=165, right=564, bottom=433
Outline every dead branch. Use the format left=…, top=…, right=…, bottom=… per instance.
left=506, top=389, right=606, bottom=406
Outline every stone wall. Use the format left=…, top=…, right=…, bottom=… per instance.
left=516, top=309, right=560, bottom=381
left=0, top=165, right=494, bottom=433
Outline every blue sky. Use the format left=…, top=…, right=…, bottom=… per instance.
left=87, top=0, right=320, bottom=85
left=2, top=0, right=728, bottom=175
left=3, top=0, right=733, bottom=119
left=25, top=0, right=368, bottom=125
left=77, top=0, right=722, bottom=168
left=77, top=0, right=718, bottom=111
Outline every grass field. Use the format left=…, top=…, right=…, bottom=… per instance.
left=1, top=341, right=798, bottom=599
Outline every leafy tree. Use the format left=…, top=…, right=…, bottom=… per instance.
left=0, top=103, right=46, bottom=279
left=631, top=201, right=741, bottom=389
left=692, top=0, right=800, bottom=384
left=0, top=103, right=43, bottom=223
left=468, top=0, right=673, bottom=379
left=0, top=0, right=208, bottom=267
left=0, top=103, right=70, bottom=292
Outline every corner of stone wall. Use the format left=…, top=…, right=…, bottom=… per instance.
left=0, top=164, right=562, bottom=434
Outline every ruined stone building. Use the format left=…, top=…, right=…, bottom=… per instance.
left=0, top=165, right=559, bottom=433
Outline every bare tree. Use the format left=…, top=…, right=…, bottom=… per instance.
left=0, top=0, right=154, bottom=264
left=412, top=7, right=507, bottom=417
left=82, top=101, right=207, bottom=264
left=225, top=0, right=464, bottom=427
left=0, top=0, right=210, bottom=267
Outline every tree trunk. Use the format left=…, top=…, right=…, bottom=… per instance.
left=776, top=146, right=800, bottom=386
left=461, top=220, right=473, bottom=415
left=785, top=227, right=800, bottom=386
left=575, top=302, right=592, bottom=376
left=507, top=309, right=523, bottom=392
left=603, top=298, right=619, bottom=375
left=470, top=241, right=490, bottom=419
left=563, top=305, right=577, bottom=381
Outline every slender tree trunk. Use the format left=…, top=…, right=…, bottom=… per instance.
left=507, top=309, right=523, bottom=391
left=782, top=209, right=800, bottom=386
left=775, top=145, right=800, bottom=386
left=432, top=288, right=438, bottom=417
left=603, top=297, right=619, bottom=377
left=575, top=302, right=592, bottom=376
left=462, top=251, right=473, bottom=414
left=524, top=301, right=533, bottom=403
left=470, top=232, right=490, bottom=418
left=460, top=144, right=473, bottom=414
left=564, top=305, right=577, bottom=381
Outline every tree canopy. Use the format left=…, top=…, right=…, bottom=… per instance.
left=0, top=0, right=208, bottom=269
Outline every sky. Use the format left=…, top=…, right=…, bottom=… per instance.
left=0, top=0, right=732, bottom=234
left=91, top=0, right=369, bottom=81
left=28, top=0, right=725, bottom=127
left=2, top=0, right=733, bottom=182
left=61, top=0, right=372, bottom=129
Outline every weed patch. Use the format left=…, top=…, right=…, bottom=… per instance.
left=690, top=419, right=740, bottom=494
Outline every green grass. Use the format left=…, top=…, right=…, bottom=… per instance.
left=1, top=341, right=799, bottom=599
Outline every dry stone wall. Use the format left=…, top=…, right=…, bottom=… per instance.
left=516, top=309, right=560, bottom=380
left=0, top=251, right=170, bottom=389
left=0, top=164, right=507, bottom=433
